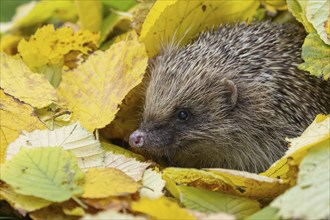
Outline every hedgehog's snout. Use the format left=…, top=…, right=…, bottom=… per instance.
left=129, top=130, right=145, bottom=148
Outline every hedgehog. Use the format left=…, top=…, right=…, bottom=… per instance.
left=128, top=22, right=330, bottom=173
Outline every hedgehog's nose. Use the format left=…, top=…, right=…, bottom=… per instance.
left=129, top=130, right=145, bottom=148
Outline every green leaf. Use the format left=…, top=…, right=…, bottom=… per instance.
left=101, top=0, right=137, bottom=11
left=0, top=0, right=30, bottom=22
left=36, top=64, right=62, bottom=88
left=1, top=147, right=84, bottom=202
left=306, top=0, right=330, bottom=45
left=245, top=206, right=279, bottom=220
left=299, top=32, right=330, bottom=79
left=179, top=186, right=260, bottom=219
left=287, top=0, right=315, bottom=33
left=100, top=13, right=121, bottom=43
left=271, top=141, right=330, bottom=219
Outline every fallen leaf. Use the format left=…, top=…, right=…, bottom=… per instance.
left=325, top=15, right=330, bottom=39
left=0, top=52, right=58, bottom=108
left=17, top=25, right=99, bottom=74
left=306, top=0, right=330, bottom=45
left=57, top=32, right=148, bottom=132
left=130, top=0, right=155, bottom=34
left=271, top=141, right=330, bottom=219
left=99, top=2, right=138, bottom=43
left=206, top=168, right=289, bottom=200
left=5, top=122, right=104, bottom=170
left=140, top=168, right=165, bottom=199
left=298, top=32, right=330, bottom=79
left=179, top=186, right=260, bottom=219
left=0, top=184, right=51, bottom=213
left=140, top=0, right=260, bottom=57
left=103, top=151, right=151, bottom=181
left=1, top=147, right=84, bottom=202
left=0, top=34, right=22, bottom=55
left=246, top=206, right=280, bottom=220
left=62, top=207, right=85, bottom=217
left=101, top=142, right=145, bottom=161
left=99, top=82, right=144, bottom=142
left=262, top=115, right=330, bottom=183
left=75, top=0, right=102, bottom=32
left=61, top=200, right=85, bottom=217
left=287, top=0, right=315, bottom=33
left=0, top=90, right=45, bottom=163
left=35, top=104, right=72, bottom=130
left=131, top=197, right=195, bottom=220
left=10, top=1, right=77, bottom=30
left=163, top=167, right=288, bottom=200
left=81, top=168, right=141, bottom=198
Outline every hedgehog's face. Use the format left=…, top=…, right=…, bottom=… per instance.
left=129, top=103, right=224, bottom=167
left=128, top=52, right=238, bottom=167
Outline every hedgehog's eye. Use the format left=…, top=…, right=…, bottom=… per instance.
left=177, top=110, right=190, bottom=120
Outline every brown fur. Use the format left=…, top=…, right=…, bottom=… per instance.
left=133, top=22, right=330, bottom=173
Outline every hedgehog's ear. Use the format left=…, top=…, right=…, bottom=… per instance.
left=221, top=78, right=238, bottom=107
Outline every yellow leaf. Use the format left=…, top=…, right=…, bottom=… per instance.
left=206, top=168, right=289, bottom=200
left=0, top=52, right=57, bottom=108
left=62, top=207, right=85, bottom=216
left=11, top=1, right=77, bottom=29
left=101, top=142, right=145, bottom=161
left=140, top=0, right=260, bottom=57
left=0, top=90, right=45, bottom=163
left=100, top=83, right=144, bottom=142
left=262, top=114, right=330, bottom=184
left=75, top=0, right=102, bottom=32
left=82, top=168, right=141, bottom=198
left=17, top=25, right=99, bottom=71
left=57, top=32, right=148, bottom=132
left=131, top=197, right=195, bottom=220
left=0, top=184, right=51, bottom=212
left=261, top=0, right=287, bottom=14
left=325, top=15, right=330, bottom=40
left=0, top=35, right=22, bottom=55
left=163, top=167, right=288, bottom=200
left=61, top=201, right=85, bottom=217
left=35, top=105, right=72, bottom=130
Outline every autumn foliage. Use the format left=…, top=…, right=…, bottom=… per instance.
left=0, top=0, right=329, bottom=219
